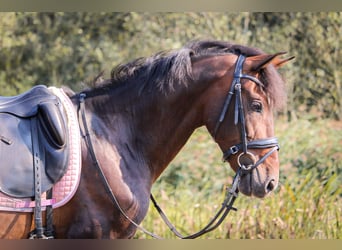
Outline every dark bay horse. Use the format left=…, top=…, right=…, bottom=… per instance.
left=0, top=40, right=293, bottom=239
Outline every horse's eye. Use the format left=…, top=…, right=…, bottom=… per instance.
left=251, top=101, right=263, bottom=113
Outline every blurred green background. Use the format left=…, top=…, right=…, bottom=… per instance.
left=0, top=12, right=340, bottom=238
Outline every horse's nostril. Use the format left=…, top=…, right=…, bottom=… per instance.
left=266, top=179, right=276, bottom=193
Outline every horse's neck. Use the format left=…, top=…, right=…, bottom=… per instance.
left=136, top=93, right=203, bottom=180
left=83, top=86, right=204, bottom=184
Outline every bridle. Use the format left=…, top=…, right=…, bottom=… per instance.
left=148, top=54, right=280, bottom=238
left=77, top=54, right=280, bottom=239
left=214, top=54, right=279, bottom=174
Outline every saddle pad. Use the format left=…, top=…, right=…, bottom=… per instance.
left=0, top=87, right=81, bottom=212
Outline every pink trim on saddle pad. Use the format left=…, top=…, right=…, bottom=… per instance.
left=0, top=87, right=81, bottom=212
left=15, top=198, right=56, bottom=208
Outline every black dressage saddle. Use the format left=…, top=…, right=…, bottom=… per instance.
left=0, top=85, right=69, bottom=198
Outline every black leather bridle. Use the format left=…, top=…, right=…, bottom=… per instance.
left=214, top=54, right=279, bottom=174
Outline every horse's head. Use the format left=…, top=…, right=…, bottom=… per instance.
left=199, top=51, right=293, bottom=198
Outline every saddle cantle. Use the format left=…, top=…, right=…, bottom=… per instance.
left=0, top=85, right=69, bottom=198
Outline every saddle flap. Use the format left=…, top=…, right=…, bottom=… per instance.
left=0, top=114, right=36, bottom=197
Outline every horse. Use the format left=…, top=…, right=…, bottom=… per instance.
left=0, top=40, right=293, bottom=239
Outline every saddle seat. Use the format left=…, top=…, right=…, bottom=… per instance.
left=0, top=85, right=69, bottom=198
left=0, top=85, right=56, bottom=117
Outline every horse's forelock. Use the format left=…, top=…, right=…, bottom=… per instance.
left=262, top=66, right=287, bottom=110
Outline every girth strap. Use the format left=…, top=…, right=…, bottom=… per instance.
left=30, top=116, right=55, bottom=239
left=31, top=117, right=44, bottom=239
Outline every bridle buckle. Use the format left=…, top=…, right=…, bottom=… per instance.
left=230, top=145, right=239, bottom=155
left=222, top=145, right=240, bottom=162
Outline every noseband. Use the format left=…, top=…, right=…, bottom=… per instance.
left=214, top=54, right=279, bottom=174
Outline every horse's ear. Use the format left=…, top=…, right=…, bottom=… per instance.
left=272, top=55, right=295, bottom=68
left=245, top=52, right=294, bottom=71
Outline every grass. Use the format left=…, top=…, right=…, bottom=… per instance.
left=135, top=118, right=341, bottom=239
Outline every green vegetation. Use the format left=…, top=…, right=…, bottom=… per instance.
left=0, top=13, right=341, bottom=239
left=138, top=118, right=341, bottom=239
left=1, top=12, right=341, bottom=120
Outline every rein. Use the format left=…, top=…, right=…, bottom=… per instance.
left=76, top=54, right=279, bottom=239
left=150, top=171, right=241, bottom=239
left=77, top=93, right=241, bottom=239
left=78, top=93, right=162, bottom=239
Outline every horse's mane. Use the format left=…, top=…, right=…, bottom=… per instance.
left=91, top=40, right=286, bottom=109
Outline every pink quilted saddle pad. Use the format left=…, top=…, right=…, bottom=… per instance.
left=0, top=87, right=81, bottom=212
